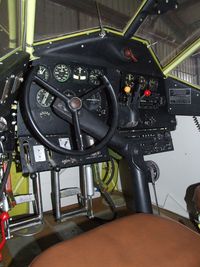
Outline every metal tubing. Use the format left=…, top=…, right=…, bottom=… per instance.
left=9, top=173, right=43, bottom=232
left=8, top=0, right=17, bottom=48
left=25, top=0, right=36, bottom=56
left=123, top=0, right=155, bottom=39
left=163, top=37, right=200, bottom=75
left=10, top=216, right=42, bottom=229
left=51, top=171, right=61, bottom=221
left=85, top=165, right=94, bottom=197
left=59, top=208, right=87, bottom=222
left=32, top=173, right=43, bottom=221
left=10, top=219, right=42, bottom=233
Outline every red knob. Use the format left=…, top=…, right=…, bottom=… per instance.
left=144, top=89, right=151, bottom=97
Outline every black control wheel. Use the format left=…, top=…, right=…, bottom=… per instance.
left=23, top=68, right=118, bottom=156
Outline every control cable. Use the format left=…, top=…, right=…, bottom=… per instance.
left=92, top=162, right=117, bottom=220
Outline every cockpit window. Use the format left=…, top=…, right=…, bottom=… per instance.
left=170, top=48, right=200, bottom=87
left=0, top=0, right=22, bottom=59
left=34, top=0, right=142, bottom=42
left=135, top=0, right=200, bottom=67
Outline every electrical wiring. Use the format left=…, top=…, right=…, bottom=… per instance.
left=193, top=116, right=200, bottom=133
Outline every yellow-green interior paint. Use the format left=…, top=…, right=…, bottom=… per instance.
left=33, top=28, right=101, bottom=46
left=163, top=37, right=200, bottom=75
left=166, top=74, right=200, bottom=91
left=25, top=0, right=36, bottom=57
left=101, top=159, right=119, bottom=192
left=8, top=163, right=29, bottom=217
left=8, top=0, right=17, bottom=49
left=0, top=47, right=22, bottom=62
left=0, top=23, right=9, bottom=35
left=34, top=27, right=147, bottom=47
left=122, top=0, right=148, bottom=35
left=20, top=0, right=26, bottom=50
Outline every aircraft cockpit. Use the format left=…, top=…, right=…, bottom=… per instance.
left=0, top=0, right=200, bottom=266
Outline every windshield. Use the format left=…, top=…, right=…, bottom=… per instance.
left=170, top=48, right=200, bottom=87
left=135, top=0, right=200, bottom=67
left=0, top=0, right=22, bottom=59
left=34, top=0, right=142, bottom=42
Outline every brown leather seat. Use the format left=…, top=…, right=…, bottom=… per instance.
left=30, top=214, right=200, bottom=267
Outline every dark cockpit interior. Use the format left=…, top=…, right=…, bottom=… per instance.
left=0, top=0, right=200, bottom=265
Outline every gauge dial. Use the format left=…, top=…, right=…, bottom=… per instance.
left=125, top=73, right=135, bottom=87
left=37, top=65, right=50, bottom=81
left=149, top=79, right=158, bottom=91
left=63, top=90, right=75, bottom=99
left=89, top=69, right=103, bottom=85
left=138, top=76, right=147, bottom=90
left=53, top=64, right=71, bottom=82
left=36, top=89, right=54, bottom=107
left=73, top=66, right=88, bottom=81
left=84, top=92, right=102, bottom=111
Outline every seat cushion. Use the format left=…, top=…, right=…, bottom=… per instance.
left=30, top=214, right=200, bottom=267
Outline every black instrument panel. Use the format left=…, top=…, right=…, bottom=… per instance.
left=17, top=34, right=176, bottom=173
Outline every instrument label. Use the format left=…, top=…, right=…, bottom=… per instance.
left=169, top=88, right=191, bottom=104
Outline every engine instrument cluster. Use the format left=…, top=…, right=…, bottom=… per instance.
left=35, top=63, right=107, bottom=118
left=37, top=64, right=104, bottom=85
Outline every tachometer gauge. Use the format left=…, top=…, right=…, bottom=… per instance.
left=138, top=76, right=147, bottom=90
left=37, top=65, right=50, bottom=81
left=53, top=64, right=71, bottom=82
left=89, top=69, right=103, bottom=85
left=36, top=89, right=54, bottom=108
left=125, top=73, right=135, bottom=87
left=73, top=66, right=88, bottom=81
left=149, top=79, right=158, bottom=91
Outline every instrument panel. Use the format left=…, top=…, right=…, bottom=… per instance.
left=36, top=64, right=104, bottom=85
left=34, top=63, right=108, bottom=119
left=17, top=35, right=176, bottom=173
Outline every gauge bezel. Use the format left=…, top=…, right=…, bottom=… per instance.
left=36, top=88, right=55, bottom=108
left=53, top=64, right=71, bottom=83
left=36, top=65, right=50, bottom=81
left=89, top=69, right=103, bottom=86
left=72, top=66, right=88, bottom=81
left=125, top=73, right=135, bottom=87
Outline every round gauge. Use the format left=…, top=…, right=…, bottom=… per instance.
left=89, top=69, right=103, bottom=86
left=84, top=92, right=102, bottom=111
left=149, top=79, right=158, bottom=91
left=138, top=76, right=147, bottom=90
left=53, top=64, right=71, bottom=82
left=73, top=66, right=88, bottom=81
left=63, top=90, right=75, bottom=99
left=37, top=65, right=50, bottom=81
left=36, top=89, right=54, bottom=108
left=125, top=73, right=135, bottom=87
